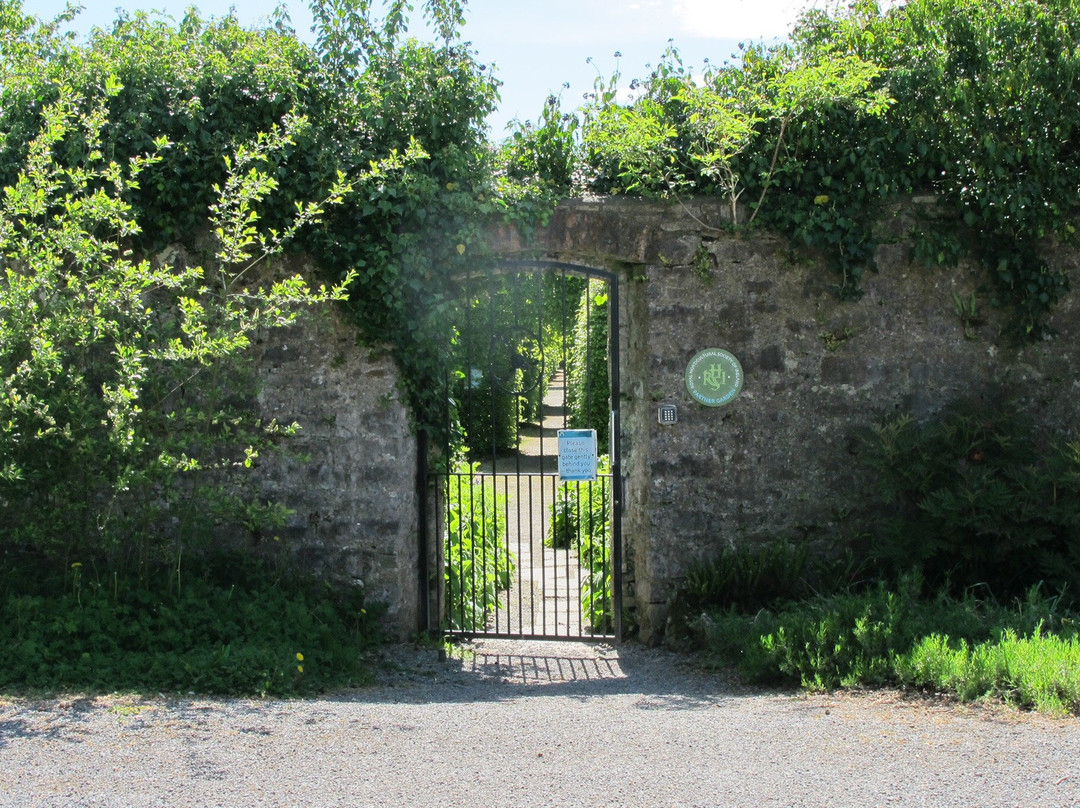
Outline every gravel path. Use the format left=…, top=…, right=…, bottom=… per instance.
left=2, top=639, right=1079, bottom=808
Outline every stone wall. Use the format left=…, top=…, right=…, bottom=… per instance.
left=504, top=197, right=1080, bottom=641
left=250, top=258, right=419, bottom=638
left=247, top=200, right=1078, bottom=643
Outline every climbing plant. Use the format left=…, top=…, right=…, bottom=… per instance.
left=0, top=86, right=357, bottom=559
left=575, top=0, right=1080, bottom=334
left=0, top=0, right=528, bottom=454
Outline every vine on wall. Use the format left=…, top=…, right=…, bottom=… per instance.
left=539, top=0, right=1080, bottom=336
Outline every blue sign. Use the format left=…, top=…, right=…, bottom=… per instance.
left=557, top=429, right=598, bottom=481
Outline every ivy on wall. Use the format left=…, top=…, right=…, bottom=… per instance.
left=548, top=0, right=1080, bottom=337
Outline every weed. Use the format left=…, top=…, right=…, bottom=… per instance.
left=819, top=327, right=855, bottom=351
left=952, top=290, right=984, bottom=339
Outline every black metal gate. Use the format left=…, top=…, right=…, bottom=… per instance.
left=424, top=260, right=622, bottom=641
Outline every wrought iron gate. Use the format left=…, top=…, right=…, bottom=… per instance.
left=424, top=261, right=622, bottom=641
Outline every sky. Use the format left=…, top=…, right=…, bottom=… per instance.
left=31, top=0, right=825, bottom=136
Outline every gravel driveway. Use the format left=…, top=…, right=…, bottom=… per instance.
left=2, top=639, right=1078, bottom=808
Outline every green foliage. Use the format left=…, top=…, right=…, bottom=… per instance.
left=815, top=0, right=1080, bottom=336
left=0, top=88, right=353, bottom=559
left=457, top=376, right=520, bottom=458
left=679, top=540, right=811, bottom=614
left=0, top=552, right=382, bottom=696
left=0, top=1, right=536, bottom=454
left=861, top=398, right=1080, bottom=602
left=546, top=457, right=613, bottom=633
left=581, top=40, right=888, bottom=217
left=449, top=269, right=587, bottom=457
left=565, top=280, right=610, bottom=452
left=897, top=625, right=1080, bottom=715
left=451, top=272, right=539, bottom=458
left=749, top=580, right=917, bottom=689
left=695, top=579, right=1080, bottom=714
left=496, top=91, right=580, bottom=215
left=579, top=526, right=613, bottom=634
left=444, top=465, right=514, bottom=631
left=578, top=0, right=1080, bottom=333
left=666, top=537, right=868, bottom=650
left=580, top=38, right=891, bottom=294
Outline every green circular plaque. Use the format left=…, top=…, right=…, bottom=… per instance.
left=685, top=348, right=744, bottom=407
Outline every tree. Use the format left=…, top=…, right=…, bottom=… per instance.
left=0, top=86, right=371, bottom=557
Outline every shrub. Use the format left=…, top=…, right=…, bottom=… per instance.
left=861, top=398, right=1080, bottom=604
left=545, top=457, right=613, bottom=633
left=679, top=540, right=811, bottom=613
left=444, top=465, right=514, bottom=631
left=693, top=579, right=1080, bottom=715
left=565, top=281, right=610, bottom=453
left=897, top=627, right=1080, bottom=715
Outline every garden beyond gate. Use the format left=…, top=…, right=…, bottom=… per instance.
left=426, top=261, right=623, bottom=641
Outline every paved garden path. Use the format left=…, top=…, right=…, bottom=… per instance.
left=2, top=639, right=1079, bottom=807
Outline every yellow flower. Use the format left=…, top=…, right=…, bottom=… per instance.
left=71, top=562, right=83, bottom=568
left=296, top=652, right=304, bottom=662
left=297, top=665, right=304, bottom=674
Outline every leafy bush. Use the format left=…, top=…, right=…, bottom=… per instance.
left=578, top=0, right=1080, bottom=334
left=0, top=553, right=382, bottom=696
left=748, top=580, right=919, bottom=689
left=0, top=83, right=356, bottom=562
left=579, top=523, right=614, bottom=634
left=3, top=1, right=517, bottom=458
left=860, top=398, right=1080, bottom=603
left=693, top=578, right=1080, bottom=714
left=679, top=540, right=811, bottom=613
left=897, top=626, right=1080, bottom=715
left=444, top=465, right=514, bottom=631
left=496, top=91, right=579, bottom=202
left=457, top=376, right=521, bottom=458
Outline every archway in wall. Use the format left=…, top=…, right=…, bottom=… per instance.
left=424, top=260, right=623, bottom=642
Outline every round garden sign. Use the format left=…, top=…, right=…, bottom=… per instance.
left=685, top=348, right=744, bottom=407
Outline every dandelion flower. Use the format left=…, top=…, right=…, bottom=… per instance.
left=297, top=665, right=304, bottom=674
left=296, top=652, right=304, bottom=662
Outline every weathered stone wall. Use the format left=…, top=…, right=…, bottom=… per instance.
left=247, top=200, right=1078, bottom=644
left=505, top=197, right=1080, bottom=642
left=250, top=258, right=419, bottom=639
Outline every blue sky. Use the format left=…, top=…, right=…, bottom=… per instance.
left=31, top=0, right=821, bottom=136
